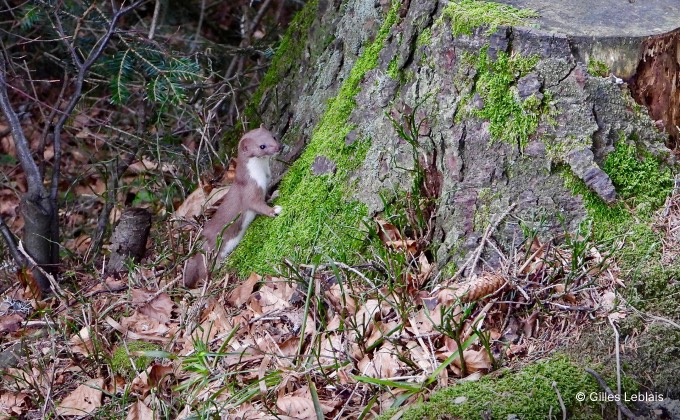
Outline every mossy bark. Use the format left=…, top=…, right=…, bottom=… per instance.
left=233, top=0, right=680, bottom=408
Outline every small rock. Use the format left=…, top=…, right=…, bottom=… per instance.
left=345, top=130, right=359, bottom=146
left=311, top=155, right=337, bottom=175
left=517, top=73, right=543, bottom=101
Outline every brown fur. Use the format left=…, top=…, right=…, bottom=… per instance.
left=183, top=126, right=281, bottom=288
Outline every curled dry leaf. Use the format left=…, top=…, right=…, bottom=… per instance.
left=227, top=273, right=260, bottom=307
left=125, top=400, right=154, bottom=420
left=173, top=184, right=230, bottom=221
left=56, top=377, right=104, bottom=416
left=120, top=313, right=171, bottom=337
left=453, top=349, right=492, bottom=373
left=0, top=392, right=30, bottom=418
left=324, top=283, right=357, bottom=314
left=249, top=285, right=290, bottom=314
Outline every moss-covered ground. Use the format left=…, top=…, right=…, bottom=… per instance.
left=563, top=134, right=679, bottom=396
left=563, top=136, right=674, bottom=275
left=110, top=341, right=161, bottom=380
left=229, top=2, right=401, bottom=276
left=382, top=356, right=608, bottom=419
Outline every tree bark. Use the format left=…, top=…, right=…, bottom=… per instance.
left=105, top=208, right=152, bottom=275
left=245, top=0, right=678, bottom=273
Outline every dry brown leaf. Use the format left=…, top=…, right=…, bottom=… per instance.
left=318, top=333, right=344, bottom=365
left=417, top=253, right=434, bottom=283
left=458, top=349, right=492, bottom=373
left=0, top=314, right=23, bottom=334
left=70, top=327, right=96, bottom=357
left=227, top=273, right=260, bottom=307
left=127, top=159, right=177, bottom=175
left=324, top=283, right=357, bottom=314
left=136, top=292, right=173, bottom=324
left=353, top=299, right=381, bottom=332
left=172, top=184, right=230, bottom=220
left=372, top=342, right=401, bottom=378
left=409, top=308, right=441, bottom=335
left=406, top=341, right=435, bottom=373
left=120, top=313, right=171, bottom=337
left=74, top=178, right=106, bottom=196
left=276, top=396, right=316, bottom=418
left=148, top=364, right=174, bottom=388
left=126, top=400, right=155, bottom=420
left=376, top=218, right=402, bottom=243
left=249, top=285, right=290, bottom=314
left=86, top=278, right=127, bottom=295
left=56, top=377, right=104, bottom=416
left=0, top=392, right=30, bottom=418
left=64, top=234, right=92, bottom=254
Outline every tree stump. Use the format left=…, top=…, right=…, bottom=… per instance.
left=105, top=208, right=152, bottom=275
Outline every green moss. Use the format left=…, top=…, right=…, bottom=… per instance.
left=562, top=134, right=673, bottom=270
left=416, top=27, right=432, bottom=47
left=111, top=341, right=160, bottom=379
left=244, top=1, right=319, bottom=125
left=387, top=54, right=400, bottom=79
left=230, top=2, right=401, bottom=276
left=587, top=59, right=609, bottom=77
left=437, top=0, right=538, bottom=36
left=385, top=356, right=603, bottom=419
left=604, top=138, right=674, bottom=215
left=462, top=48, right=549, bottom=149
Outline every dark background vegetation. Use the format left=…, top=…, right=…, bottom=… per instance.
left=0, top=0, right=302, bottom=290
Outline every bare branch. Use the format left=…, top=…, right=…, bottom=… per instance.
left=148, top=0, right=161, bottom=40
left=0, top=215, right=25, bottom=269
left=49, top=0, right=149, bottom=202
left=0, top=55, right=47, bottom=198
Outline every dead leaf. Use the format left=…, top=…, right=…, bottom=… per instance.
left=227, top=273, right=260, bottom=307
left=56, top=377, right=104, bottom=416
left=70, top=327, right=96, bottom=357
left=173, top=184, right=230, bottom=220
left=0, top=314, right=23, bottom=334
left=140, top=296, right=173, bottom=324
left=0, top=392, right=30, bottom=417
left=126, top=400, right=154, bottom=420
left=453, top=349, right=492, bottom=373
left=276, top=396, right=316, bottom=418
left=148, top=363, right=174, bottom=388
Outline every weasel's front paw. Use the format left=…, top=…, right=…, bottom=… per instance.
left=273, top=205, right=282, bottom=216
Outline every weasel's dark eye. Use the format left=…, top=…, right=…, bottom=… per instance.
left=259, top=144, right=266, bottom=150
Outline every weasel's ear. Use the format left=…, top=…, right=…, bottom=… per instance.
left=260, top=123, right=266, bottom=129
left=239, top=137, right=250, bottom=152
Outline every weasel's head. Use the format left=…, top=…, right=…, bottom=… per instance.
left=238, top=125, right=282, bottom=159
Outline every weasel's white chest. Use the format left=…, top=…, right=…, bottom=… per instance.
left=246, top=157, right=271, bottom=191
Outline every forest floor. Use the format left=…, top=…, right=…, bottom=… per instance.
left=2, top=111, right=679, bottom=418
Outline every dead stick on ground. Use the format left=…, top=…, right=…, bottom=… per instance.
left=585, top=368, right=636, bottom=419
left=551, top=381, right=567, bottom=420
left=609, top=316, right=623, bottom=420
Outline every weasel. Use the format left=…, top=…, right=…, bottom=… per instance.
left=183, top=126, right=282, bottom=288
